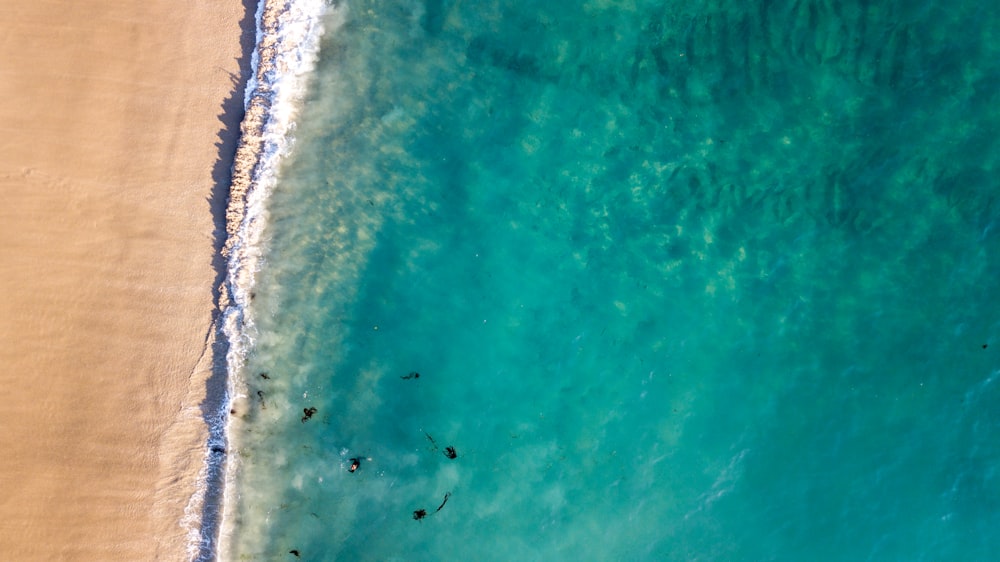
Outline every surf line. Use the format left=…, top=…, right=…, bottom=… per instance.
left=208, top=0, right=338, bottom=560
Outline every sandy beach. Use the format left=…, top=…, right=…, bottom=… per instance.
left=0, top=0, right=254, bottom=558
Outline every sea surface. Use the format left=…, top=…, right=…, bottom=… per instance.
left=222, top=0, right=1000, bottom=560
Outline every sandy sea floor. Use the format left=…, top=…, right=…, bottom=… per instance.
left=0, top=0, right=254, bottom=558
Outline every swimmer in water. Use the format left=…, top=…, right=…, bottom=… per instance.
left=301, top=406, right=317, bottom=423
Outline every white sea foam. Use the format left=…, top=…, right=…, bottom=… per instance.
left=181, top=1, right=339, bottom=560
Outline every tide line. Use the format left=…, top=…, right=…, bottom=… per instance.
left=183, top=0, right=339, bottom=560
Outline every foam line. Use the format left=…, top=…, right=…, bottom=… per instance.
left=180, top=0, right=336, bottom=559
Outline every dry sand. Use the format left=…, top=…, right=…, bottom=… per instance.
left=0, top=0, right=255, bottom=558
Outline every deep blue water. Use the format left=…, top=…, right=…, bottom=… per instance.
left=226, top=1, right=1000, bottom=560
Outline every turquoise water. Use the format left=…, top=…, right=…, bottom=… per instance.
left=226, top=0, right=1000, bottom=560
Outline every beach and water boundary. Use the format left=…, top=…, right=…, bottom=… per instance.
left=213, top=0, right=333, bottom=559
left=1, top=0, right=332, bottom=557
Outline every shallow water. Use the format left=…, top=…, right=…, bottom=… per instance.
left=225, top=1, right=1000, bottom=559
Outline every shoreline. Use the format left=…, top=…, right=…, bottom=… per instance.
left=216, top=1, right=333, bottom=558
left=0, top=1, right=255, bottom=559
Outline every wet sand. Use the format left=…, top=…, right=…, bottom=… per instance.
left=0, top=0, right=255, bottom=558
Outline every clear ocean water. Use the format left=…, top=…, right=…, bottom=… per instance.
left=224, top=0, right=1000, bottom=559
